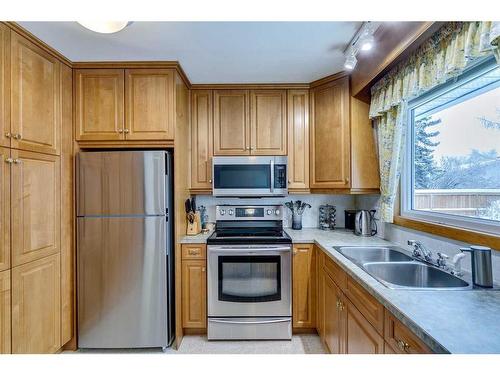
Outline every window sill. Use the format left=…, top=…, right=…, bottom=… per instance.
left=393, top=215, right=500, bottom=251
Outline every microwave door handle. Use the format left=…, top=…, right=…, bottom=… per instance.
left=270, top=159, right=274, bottom=193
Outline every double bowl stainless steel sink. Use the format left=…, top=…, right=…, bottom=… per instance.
left=334, top=246, right=470, bottom=290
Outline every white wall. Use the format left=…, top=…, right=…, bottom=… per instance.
left=194, top=194, right=356, bottom=228
left=356, top=194, right=500, bottom=282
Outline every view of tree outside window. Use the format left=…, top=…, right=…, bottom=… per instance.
left=413, top=84, right=500, bottom=222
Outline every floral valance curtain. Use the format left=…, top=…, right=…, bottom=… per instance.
left=369, top=22, right=500, bottom=222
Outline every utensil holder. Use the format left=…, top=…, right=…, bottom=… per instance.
left=292, top=212, right=303, bottom=230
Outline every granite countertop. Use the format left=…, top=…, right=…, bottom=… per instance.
left=179, top=227, right=500, bottom=353
left=179, top=230, right=214, bottom=243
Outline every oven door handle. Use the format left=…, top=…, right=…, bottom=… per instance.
left=208, top=246, right=291, bottom=253
left=209, top=318, right=291, bottom=325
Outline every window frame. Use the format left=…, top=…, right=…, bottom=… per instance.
left=400, top=57, right=500, bottom=237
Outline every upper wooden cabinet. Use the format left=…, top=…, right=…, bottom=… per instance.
left=10, top=150, right=60, bottom=267
left=292, top=244, right=316, bottom=329
left=287, top=89, right=309, bottom=192
left=74, top=69, right=125, bottom=141
left=0, top=147, right=10, bottom=272
left=190, top=90, right=213, bottom=190
left=213, top=90, right=250, bottom=155
left=10, top=32, right=61, bottom=155
left=310, top=76, right=350, bottom=189
left=125, top=69, right=175, bottom=140
left=0, top=269, right=10, bottom=354
left=250, top=90, right=287, bottom=155
left=0, top=25, right=9, bottom=149
left=11, top=253, right=61, bottom=354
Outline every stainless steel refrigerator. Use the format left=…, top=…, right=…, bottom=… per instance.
left=77, top=150, right=174, bottom=349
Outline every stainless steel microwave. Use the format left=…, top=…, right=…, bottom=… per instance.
left=212, top=156, right=288, bottom=197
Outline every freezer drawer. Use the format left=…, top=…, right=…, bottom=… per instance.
left=77, top=151, right=166, bottom=216
left=77, top=216, right=169, bottom=348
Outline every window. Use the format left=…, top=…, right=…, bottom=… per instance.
left=402, top=58, right=500, bottom=235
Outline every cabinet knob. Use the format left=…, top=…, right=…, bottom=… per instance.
left=4, top=132, right=11, bottom=139
left=209, top=179, right=212, bottom=183
left=246, top=147, right=250, bottom=150
left=5, top=158, right=13, bottom=164
left=13, top=133, right=22, bottom=140
left=202, top=267, right=206, bottom=272
left=396, top=340, right=410, bottom=353
left=13, top=159, right=21, bottom=164
left=118, top=129, right=123, bottom=133
left=124, top=129, right=130, bottom=133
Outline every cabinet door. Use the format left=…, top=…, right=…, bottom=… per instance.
left=287, top=90, right=309, bottom=191
left=0, top=147, right=10, bottom=271
left=125, top=69, right=174, bottom=140
left=384, top=311, right=431, bottom=354
left=182, top=259, right=207, bottom=328
left=321, top=271, right=344, bottom=354
left=11, top=253, right=61, bottom=353
left=310, top=76, right=350, bottom=189
left=11, top=32, right=60, bottom=155
left=292, top=244, right=316, bottom=328
left=213, top=90, right=250, bottom=155
left=345, top=298, right=384, bottom=354
left=0, top=24, right=9, bottom=148
left=0, top=269, right=10, bottom=354
left=190, top=90, right=213, bottom=190
left=250, top=90, right=287, bottom=155
left=74, top=69, right=125, bottom=141
left=11, top=150, right=60, bottom=266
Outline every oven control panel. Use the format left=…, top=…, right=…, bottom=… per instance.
left=216, top=205, right=283, bottom=221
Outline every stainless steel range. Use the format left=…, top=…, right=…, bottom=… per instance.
left=207, top=205, right=292, bottom=340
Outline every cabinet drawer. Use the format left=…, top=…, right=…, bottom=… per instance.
left=321, top=251, right=347, bottom=290
left=181, top=244, right=206, bottom=260
left=384, top=311, right=431, bottom=354
left=344, top=276, right=384, bottom=335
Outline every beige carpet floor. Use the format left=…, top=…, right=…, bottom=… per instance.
left=71, top=334, right=327, bottom=354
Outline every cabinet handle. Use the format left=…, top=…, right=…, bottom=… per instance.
left=188, top=249, right=200, bottom=255
left=118, top=129, right=123, bottom=133
left=4, top=132, right=11, bottom=138
left=124, top=129, right=130, bottom=133
left=13, top=133, right=22, bottom=140
left=209, top=179, right=212, bottom=183
left=246, top=147, right=250, bottom=150
left=5, top=158, right=13, bottom=164
left=396, top=339, right=410, bottom=353
left=345, top=177, right=350, bottom=184
left=202, top=267, right=206, bottom=272
left=13, top=159, right=21, bottom=164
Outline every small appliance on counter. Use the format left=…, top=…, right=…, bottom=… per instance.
left=344, top=209, right=359, bottom=230
left=207, top=204, right=292, bottom=340
left=318, top=204, right=336, bottom=230
left=354, top=210, right=377, bottom=237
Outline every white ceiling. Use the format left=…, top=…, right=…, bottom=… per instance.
left=19, top=21, right=362, bottom=83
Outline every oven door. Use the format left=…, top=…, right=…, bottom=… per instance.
left=212, top=156, right=287, bottom=197
left=207, top=245, right=291, bottom=317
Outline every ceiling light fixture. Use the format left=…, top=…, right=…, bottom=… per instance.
left=78, top=21, right=130, bottom=34
left=344, top=50, right=357, bottom=70
left=343, top=22, right=378, bottom=71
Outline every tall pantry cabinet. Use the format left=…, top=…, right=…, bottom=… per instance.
left=0, top=23, right=73, bottom=354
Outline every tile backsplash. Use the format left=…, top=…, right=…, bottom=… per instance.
left=194, top=194, right=356, bottom=228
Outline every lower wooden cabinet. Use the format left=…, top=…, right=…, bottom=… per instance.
left=292, top=244, right=316, bottom=328
left=345, top=298, right=384, bottom=354
left=0, top=269, right=10, bottom=354
left=321, top=270, right=344, bottom=353
left=384, top=310, right=431, bottom=354
left=11, top=253, right=61, bottom=354
left=181, top=244, right=207, bottom=329
left=318, top=249, right=384, bottom=354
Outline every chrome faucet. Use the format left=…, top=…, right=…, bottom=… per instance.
left=407, top=240, right=433, bottom=263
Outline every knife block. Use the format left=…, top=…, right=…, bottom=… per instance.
left=186, top=212, right=202, bottom=235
